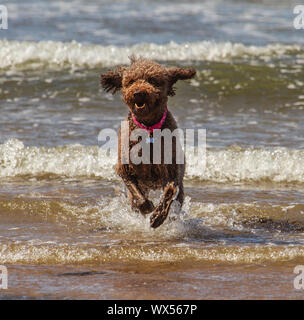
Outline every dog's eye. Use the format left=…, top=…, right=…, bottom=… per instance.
left=147, top=78, right=160, bottom=87
left=127, top=80, right=135, bottom=87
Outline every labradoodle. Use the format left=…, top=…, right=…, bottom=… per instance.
left=100, top=57, right=196, bottom=228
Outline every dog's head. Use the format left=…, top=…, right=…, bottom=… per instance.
left=100, top=57, right=196, bottom=122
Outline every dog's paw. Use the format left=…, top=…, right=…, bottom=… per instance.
left=150, top=203, right=167, bottom=228
left=150, top=211, right=167, bottom=229
left=138, top=199, right=155, bottom=215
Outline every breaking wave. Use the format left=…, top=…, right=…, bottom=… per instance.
left=1, top=139, right=304, bottom=184
left=0, top=39, right=302, bottom=70
left=2, top=242, right=304, bottom=264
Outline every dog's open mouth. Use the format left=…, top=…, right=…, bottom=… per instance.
left=135, top=103, right=146, bottom=109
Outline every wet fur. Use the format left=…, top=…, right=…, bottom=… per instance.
left=101, top=57, right=196, bottom=228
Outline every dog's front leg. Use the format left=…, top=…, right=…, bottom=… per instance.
left=150, top=181, right=178, bottom=228
left=122, top=177, right=155, bottom=215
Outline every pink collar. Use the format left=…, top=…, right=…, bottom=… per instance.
left=131, top=105, right=168, bottom=135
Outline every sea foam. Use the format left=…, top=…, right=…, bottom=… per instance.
left=0, top=39, right=302, bottom=70
left=1, top=139, right=303, bottom=184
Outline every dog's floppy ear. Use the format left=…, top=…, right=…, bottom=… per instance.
left=167, top=67, right=196, bottom=96
left=100, top=66, right=126, bottom=94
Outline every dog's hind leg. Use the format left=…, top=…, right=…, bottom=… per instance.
left=150, top=181, right=179, bottom=228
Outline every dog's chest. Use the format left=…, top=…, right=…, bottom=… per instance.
left=117, top=111, right=181, bottom=185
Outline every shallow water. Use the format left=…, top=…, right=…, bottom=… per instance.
left=1, top=0, right=304, bottom=299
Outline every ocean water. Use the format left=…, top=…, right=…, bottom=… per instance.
left=1, top=0, right=304, bottom=299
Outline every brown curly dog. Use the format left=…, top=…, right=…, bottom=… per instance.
left=101, top=57, right=196, bottom=228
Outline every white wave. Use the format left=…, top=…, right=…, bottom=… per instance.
left=0, top=139, right=116, bottom=180
left=1, top=139, right=304, bottom=184
left=187, top=145, right=304, bottom=183
left=0, top=39, right=302, bottom=70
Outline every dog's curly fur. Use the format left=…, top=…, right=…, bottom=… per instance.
left=101, top=57, right=196, bottom=228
